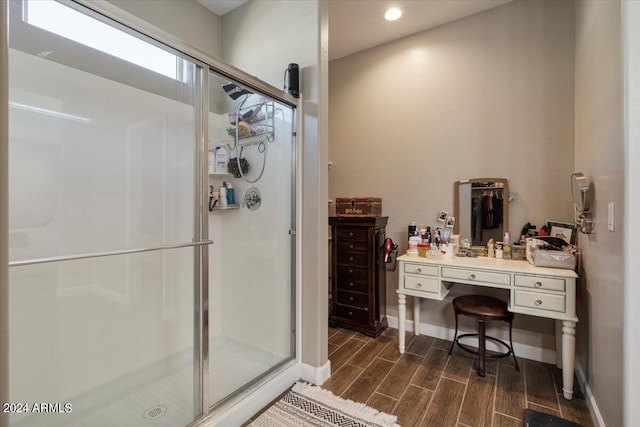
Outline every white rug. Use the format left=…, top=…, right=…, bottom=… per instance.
left=249, top=382, right=400, bottom=427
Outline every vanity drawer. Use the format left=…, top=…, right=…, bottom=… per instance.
left=403, top=263, right=438, bottom=277
left=442, top=267, right=510, bottom=286
left=514, top=290, right=566, bottom=313
left=337, top=239, right=369, bottom=253
left=334, top=304, right=369, bottom=324
left=404, top=276, right=440, bottom=294
left=336, top=290, right=369, bottom=309
left=337, top=251, right=369, bottom=266
left=335, top=228, right=368, bottom=241
left=515, top=275, right=565, bottom=292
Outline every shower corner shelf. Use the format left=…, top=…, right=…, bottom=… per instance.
left=209, top=172, right=232, bottom=178
left=210, top=204, right=239, bottom=211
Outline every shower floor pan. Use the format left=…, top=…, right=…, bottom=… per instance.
left=11, top=336, right=288, bottom=427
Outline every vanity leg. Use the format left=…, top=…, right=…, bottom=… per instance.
left=561, top=320, right=576, bottom=400
left=398, top=293, right=406, bottom=354
left=555, top=320, right=563, bottom=369
left=414, top=296, right=421, bottom=336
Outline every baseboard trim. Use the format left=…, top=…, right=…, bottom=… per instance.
left=386, top=315, right=556, bottom=364
left=575, top=364, right=606, bottom=427
left=300, top=360, right=331, bottom=386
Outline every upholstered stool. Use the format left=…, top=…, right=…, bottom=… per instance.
left=448, top=295, right=519, bottom=376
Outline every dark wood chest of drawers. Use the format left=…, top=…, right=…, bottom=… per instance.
left=329, top=216, right=388, bottom=337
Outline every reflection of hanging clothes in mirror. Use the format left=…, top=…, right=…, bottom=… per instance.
left=472, top=187, right=504, bottom=245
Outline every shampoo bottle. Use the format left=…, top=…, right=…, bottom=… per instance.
left=214, top=146, right=228, bottom=173
left=219, top=185, right=227, bottom=207
left=225, top=181, right=235, bottom=205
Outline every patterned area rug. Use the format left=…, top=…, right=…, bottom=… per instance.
left=249, top=382, right=400, bottom=427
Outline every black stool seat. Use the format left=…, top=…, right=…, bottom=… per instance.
left=449, top=295, right=519, bottom=376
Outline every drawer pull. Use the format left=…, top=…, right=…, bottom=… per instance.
left=349, top=232, right=354, bottom=237
left=348, top=311, right=353, bottom=316
left=349, top=282, right=354, bottom=287
left=469, top=274, right=476, bottom=280
left=349, top=296, right=354, bottom=301
left=416, top=283, right=422, bottom=288
left=349, top=256, right=354, bottom=261
left=349, top=269, right=353, bottom=273
left=535, top=299, right=543, bottom=306
left=349, top=244, right=354, bottom=249
left=535, top=281, right=543, bottom=287
left=416, top=268, right=422, bottom=273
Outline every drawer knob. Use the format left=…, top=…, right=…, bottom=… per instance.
left=348, top=311, right=353, bottom=316
left=416, top=283, right=422, bottom=288
left=349, top=269, right=353, bottom=273
left=349, top=232, right=354, bottom=236
left=349, top=282, right=354, bottom=287
left=349, top=256, right=354, bottom=261
left=469, top=274, right=476, bottom=280
left=349, top=296, right=354, bottom=301
left=349, top=244, right=354, bottom=249
left=416, top=268, right=422, bottom=273
left=535, top=281, right=543, bottom=287
left=535, top=299, right=543, bottom=306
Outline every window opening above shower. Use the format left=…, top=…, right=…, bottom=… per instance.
left=24, top=0, right=189, bottom=82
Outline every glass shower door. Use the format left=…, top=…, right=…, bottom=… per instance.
left=207, top=72, right=296, bottom=407
left=8, top=1, right=205, bottom=426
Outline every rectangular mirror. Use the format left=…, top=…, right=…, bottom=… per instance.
left=454, top=178, right=509, bottom=246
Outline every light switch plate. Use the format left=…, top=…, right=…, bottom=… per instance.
left=608, top=202, right=615, bottom=231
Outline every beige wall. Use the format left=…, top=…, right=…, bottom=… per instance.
left=222, top=0, right=328, bottom=370
left=330, top=0, right=575, bottom=351
left=575, top=1, right=624, bottom=425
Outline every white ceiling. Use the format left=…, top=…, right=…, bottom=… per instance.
left=197, top=0, right=513, bottom=61
left=196, top=0, right=248, bottom=16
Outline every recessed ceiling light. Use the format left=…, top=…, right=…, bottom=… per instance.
left=384, top=7, right=402, bottom=21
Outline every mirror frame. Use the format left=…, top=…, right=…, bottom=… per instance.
left=454, top=177, right=509, bottom=240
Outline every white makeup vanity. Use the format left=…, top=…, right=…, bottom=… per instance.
left=396, top=254, right=578, bottom=400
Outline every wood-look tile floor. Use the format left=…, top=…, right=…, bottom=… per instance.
left=324, top=326, right=594, bottom=427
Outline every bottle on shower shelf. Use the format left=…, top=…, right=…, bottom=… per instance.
left=219, top=185, right=228, bottom=207
left=225, top=181, right=235, bottom=205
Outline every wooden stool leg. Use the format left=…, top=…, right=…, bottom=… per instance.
left=478, top=319, right=486, bottom=377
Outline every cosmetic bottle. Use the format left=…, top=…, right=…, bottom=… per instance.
left=214, top=146, right=228, bottom=173
left=408, top=222, right=417, bottom=239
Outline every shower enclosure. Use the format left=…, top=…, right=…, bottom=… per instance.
left=4, top=1, right=298, bottom=426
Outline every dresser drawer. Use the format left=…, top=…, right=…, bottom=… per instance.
left=336, top=290, right=369, bottom=309
left=336, top=264, right=368, bottom=280
left=403, top=263, right=438, bottom=277
left=442, top=267, right=510, bottom=286
left=514, top=290, right=566, bottom=313
left=337, top=239, right=369, bottom=253
left=514, top=275, right=565, bottom=292
left=334, top=304, right=369, bottom=324
left=404, top=276, right=440, bottom=294
left=335, top=227, right=368, bottom=241
left=337, top=251, right=369, bottom=266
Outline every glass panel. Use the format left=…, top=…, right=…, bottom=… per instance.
left=8, top=2, right=201, bottom=426
left=8, top=249, right=195, bottom=427
left=8, top=0, right=196, bottom=262
left=207, top=71, right=295, bottom=406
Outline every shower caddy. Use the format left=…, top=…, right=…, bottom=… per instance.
left=209, top=99, right=275, bottom=211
